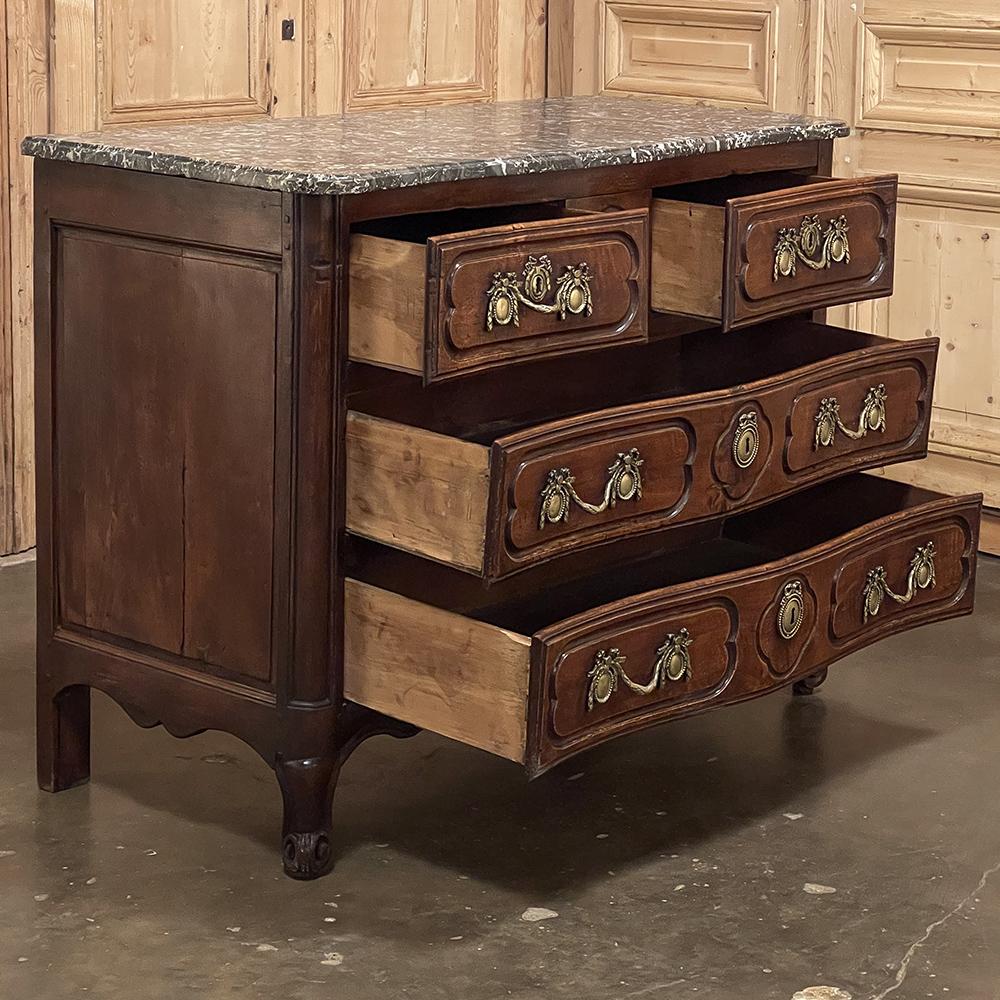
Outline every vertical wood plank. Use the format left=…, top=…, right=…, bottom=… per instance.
left=50, top=0, right=98, bottom=133
left=55, top=234, right=186, bottom=649
left=180, top=254, right=279, bottom=682
left=306, top=0, right=345, bottom=115
left=6, top=0, right=49, bottom=553
left=0, top=0, right=14, bottom=554
left=497, top=0, right=547, bottom=100
left=270, top=0, right=306, bottom=116
left=546, top=0, right=575, bottom=98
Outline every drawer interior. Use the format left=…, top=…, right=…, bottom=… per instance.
left=349, top=200, right=648, bottom=380
left=650, top=171, right=897, bottom=327
left=353, top=202, right=571, bottom=243
left=653, top=170, right=829, bottom=207
left=349, top=476, right=951, bottom=635
left=345, top=475, right=973, bottom=765
left=348, top=318, right=893, bottom=444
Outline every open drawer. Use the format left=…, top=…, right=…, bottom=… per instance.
left=349, top=205, right=649, bottom=382
left=344, top=477, right=981, bottom=775
left=346, top=320, right=937, bottom=581
left=651, top=172, right=897, bottom=329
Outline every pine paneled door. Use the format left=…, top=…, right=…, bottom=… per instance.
left=0, top=0, right=546, bottom=555
left=550, top=0, right=1000, bottom=553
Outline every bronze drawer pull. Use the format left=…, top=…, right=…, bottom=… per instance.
left=773, top=214, right=851, bottom=280
left=814, top=384, right=887, bottom=449
left=538, top=448, right=643, bottom=529
left=861, top=541, right=937, bottom=622
left=485, top=255, right=593, bottom=331
left=586, top=630, right=692, bottom=710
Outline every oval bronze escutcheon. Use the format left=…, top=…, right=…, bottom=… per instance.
left=778, top=580, right=805, bottom=640
left=732, top=411, right=760, bottom=470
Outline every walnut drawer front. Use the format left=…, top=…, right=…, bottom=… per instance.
left=349, top=208, right=648, bottom=382
left=344, top=478, right=982, bottom=775
left=346, top=322, right=938, bottom=581
left=651, top=174, right=897, bottom=329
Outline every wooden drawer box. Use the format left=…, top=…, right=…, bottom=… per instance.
left=349, top=207, right=649, bottom=382
left=346, top=320, right=937, bottom=581
left=651, top=173, right=897, bottom=329
left=345, top=477, right=981, bottom=775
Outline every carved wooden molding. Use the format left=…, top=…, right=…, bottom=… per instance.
left=859, top=23, right=1000, bottom=139
left=602, top=1, right=776, bottom=108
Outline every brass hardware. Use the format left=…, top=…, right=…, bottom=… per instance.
left=539, top=448, right=643, bottom=529
left=814, top=384, right=886, bottom=449
left=861, top=541, right=937, bottom=623
left=777, top=580, right=805, bottom=640
left=773, top=214, right=851, bottom=280
left=732, top=410, right=760, bottom=469
left=485, top=255, right=593, bottom=331
left=586, top=630, right=692, bottom=711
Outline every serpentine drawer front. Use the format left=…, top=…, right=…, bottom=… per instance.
left=349, top=208, right=649, bottom=382
left=346, top=321, right=938, bottom=581
left=651, top=173, right=897, bottom=329
left=344, top=477, right=981, bottom=775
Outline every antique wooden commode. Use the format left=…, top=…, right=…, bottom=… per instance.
left=23, top=97, right=982, bottom=879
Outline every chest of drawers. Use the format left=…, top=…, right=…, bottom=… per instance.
left=23, top=97, right=982, bottom=880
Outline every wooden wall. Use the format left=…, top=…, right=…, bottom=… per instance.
left=0, top=0, right=546, bottom=555
left=550, top=0, right=1000, bottom=552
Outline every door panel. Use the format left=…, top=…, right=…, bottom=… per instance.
left=553, top=0, right=810, bottom=114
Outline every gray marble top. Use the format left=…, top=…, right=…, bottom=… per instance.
left=22, top=96, right=848, bottom=196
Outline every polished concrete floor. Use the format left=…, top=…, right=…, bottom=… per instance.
left=1, top=556, right=999, bottom=1000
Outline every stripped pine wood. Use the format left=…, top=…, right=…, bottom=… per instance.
left=348, top=234, right=426, bottom=373
left=345, top=412, right=491, bottom=573
left=551, top=0, right=1000, bottom=553
left=650, top=200, right=724, bottom=319
left=4, top=0, right=48, bottom=552
left=343, top=579, right=531, bottom=761
left=5, top=0, right=544, bottom=554
left=0, top=0, right=14, bottom=554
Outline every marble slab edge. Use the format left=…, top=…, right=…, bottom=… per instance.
left=21, top=124, right=850, bottom=197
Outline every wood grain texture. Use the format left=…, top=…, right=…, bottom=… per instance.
left=98, top=0, right=270, bottom=122
left=351, top=321, right=939, bottom=580
left=651, top=174, right=898, bottom=329
left=427, top=209, right=649, bottom=381
left=3, top=0, right=48, bottom=554
left=556, top=0, right=809, bottom=113
left=726, top=174, right=898, bottom=330
left=350, top=209, right=649, bottom=381
left=529, top=482, right=981, bottom=772
left=348, top=233, right=426, bottom=373
left=53, top=230, right=279, bottom=682
left=343, top=578, right=531, bottom=761
left=649, top=199, right=723, bottom=318
left=0, top=4, right=14, bottom=554
left=346, top=412, right=491, bottom=572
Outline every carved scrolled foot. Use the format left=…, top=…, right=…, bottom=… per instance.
left=276, top=755, right=339, bottom=881
left=793, top=667, right=829, bottom=697
left=282, top=830, right=334, bottom=880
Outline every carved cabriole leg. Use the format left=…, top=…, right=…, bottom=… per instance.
left=37, top=683, right=91, bottom=792
left=275, top=704, right=418, bottom=880
left=792, top=667, right=829, bottom=697
left=276, top=755, right=339, bottom=879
